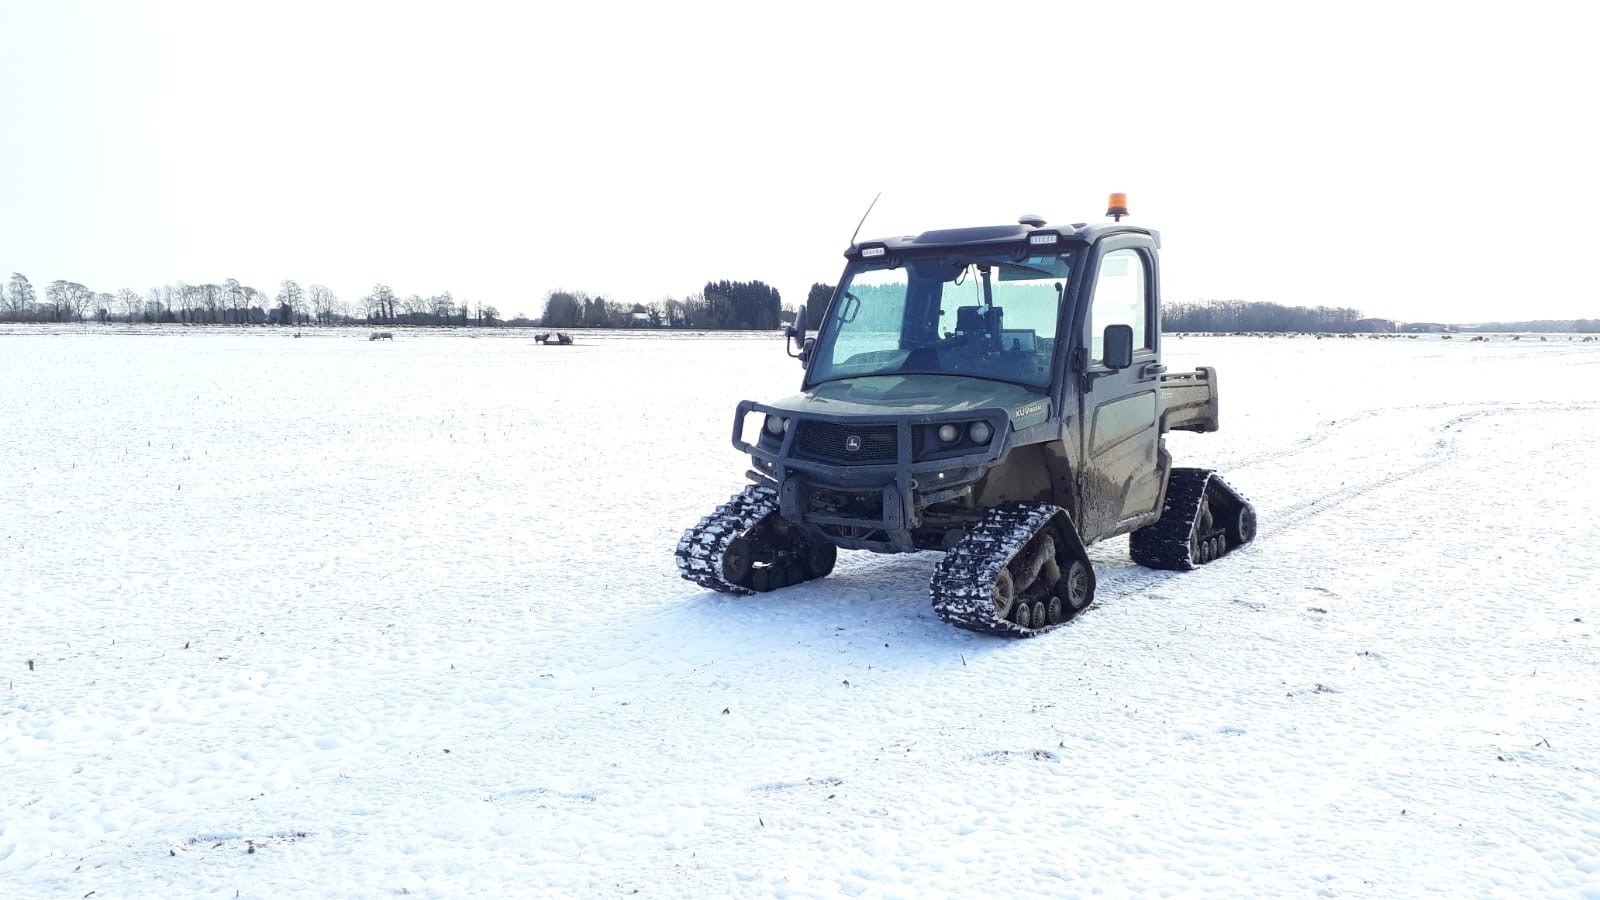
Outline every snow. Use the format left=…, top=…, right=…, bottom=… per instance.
left=2, top=326, right=1597, bottom=898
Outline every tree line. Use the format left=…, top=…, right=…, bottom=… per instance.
left=1163, top=301, right=1600, bottom=334
left=1163, top=300, right=1369, bottom=333
left=358, top=283, right=497, bottom=326
left=9, top=269, right=820, bottom=331
left=0, top=272, right=498, bottom=326
left=1457, top=318, right=1600, bottom=333
left=540, top=280, right=786, bottom=330
left=14, top=266, right=1585, bottom=335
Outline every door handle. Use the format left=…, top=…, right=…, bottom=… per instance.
left=1141, top=363, right=1167, bottom=378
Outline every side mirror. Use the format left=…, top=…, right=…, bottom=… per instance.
left=786, top=307, right=810, bottom=360
left=1102, top=323, right=1134, bottom=370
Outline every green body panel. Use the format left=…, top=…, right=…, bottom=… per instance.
left=766, top=375, right=1050, bottom=428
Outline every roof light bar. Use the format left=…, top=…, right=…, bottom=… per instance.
left=860, top=245, right=886, bottom=258
left=1028, top=232, right=1059, bottom=246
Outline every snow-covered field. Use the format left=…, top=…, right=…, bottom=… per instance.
left=3, top=326, right=1597, bottom=898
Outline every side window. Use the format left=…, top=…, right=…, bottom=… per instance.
left=1089, top=248, right=1151, bottom=364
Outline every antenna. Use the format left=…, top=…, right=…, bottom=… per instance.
left=849, top=192, right=882, bottom=248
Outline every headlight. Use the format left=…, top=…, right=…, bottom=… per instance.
left=938, top=423, right=961, bottom=443
left=969, top=421, right=993, bottom=443
left=764, top=415, right=789, bottom=436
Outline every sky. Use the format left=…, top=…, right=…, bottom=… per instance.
left=2, top=0, right=1596, bottom=323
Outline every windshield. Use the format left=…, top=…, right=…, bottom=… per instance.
left=808, top=252, right=1071, bottom=388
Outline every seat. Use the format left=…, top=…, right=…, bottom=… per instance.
left=955, top=305, right=1003, bottom=350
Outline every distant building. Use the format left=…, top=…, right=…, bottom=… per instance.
left=1401, top=322, right=1452, bottom=333
left=1354, top=318, right=1397, bottom=333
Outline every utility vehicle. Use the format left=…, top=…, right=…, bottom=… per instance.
left=677, top=196, right=1256, bottom=635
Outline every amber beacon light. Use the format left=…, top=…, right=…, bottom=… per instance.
left=1106, top=193, right=1129, bottom=221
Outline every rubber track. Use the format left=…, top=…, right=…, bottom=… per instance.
left=1128, top=468, right=1254, bottom=570
left=930, top=502, right=1084, bottom=637
left=675, top=485, right=779, bottom=596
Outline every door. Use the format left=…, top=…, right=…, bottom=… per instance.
left=1076, top=240, right=1164, bottom=542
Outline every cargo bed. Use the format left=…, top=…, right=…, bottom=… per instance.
left=1159, top=366, right=1219, bottom=433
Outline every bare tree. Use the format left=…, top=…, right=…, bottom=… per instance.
left=365, top=284, right=396, bottom=322
left=244, top=286, right=266, bottom=322
left=307, top=284, right=336, bottom=324
left=183, top=284, right=199, bottom=321
left=115, top=288, right=140, bottom=323
left=663, top=297, right=685, bottom=327
left=6, top=273, right=33, bottom=318
left=431, top=290, right=454, bottom=323
left=276, top=280, right=304, bottom=325
left=45, top=280, right=92, bottom=321
left=72, top=282, right=93, bottom=320
left=222, top=278, right=243, bottom=323
left=199, top=283, right=219, bottom=322
left=44, top=281, right=66, bottom=320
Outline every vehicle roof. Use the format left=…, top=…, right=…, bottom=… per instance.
left=846, top=221, right=1159, bottom=258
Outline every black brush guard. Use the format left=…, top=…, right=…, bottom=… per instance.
left=731, top=400, right=1011, bottom=552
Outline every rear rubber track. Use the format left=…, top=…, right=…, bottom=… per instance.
left=1129, top=467, right=1256, bottom=571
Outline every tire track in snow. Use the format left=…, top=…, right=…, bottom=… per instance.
left=1212, top=399, right=1530, bottom=474
left=1252, top=402, right=1598, bottom=538
left=1092, top=401, right=1600, bottom=604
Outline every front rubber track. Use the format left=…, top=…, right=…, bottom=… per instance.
left=676, top=485, right=836, bottom=595
left=931, top=502, right=1097, bottom=637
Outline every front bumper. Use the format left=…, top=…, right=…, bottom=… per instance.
left=731, top=400, right=1010, bottom=552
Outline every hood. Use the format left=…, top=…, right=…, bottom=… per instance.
left=766, top=375, right=1050, bottom=425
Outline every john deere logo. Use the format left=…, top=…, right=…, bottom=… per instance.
left=844, top=435, right=862, bottom=452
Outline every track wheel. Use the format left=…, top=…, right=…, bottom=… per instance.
left=1012, top=597, right=1032, bottom=628
left=1228, top=505, right=1257, bottom=546
left=723, top=537, right=752, bottom=583
left=802, top=541, right=837, bottom=579
left=1061, top=558, right=1091, bottom=616
left=993, top=569, right=1017, bottom=622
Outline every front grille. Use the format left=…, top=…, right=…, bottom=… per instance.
left=794, top=421, right=898, bottom=463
